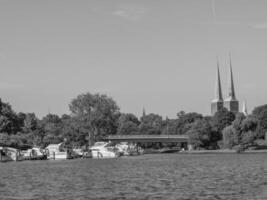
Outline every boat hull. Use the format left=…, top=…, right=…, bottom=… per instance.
left=91, top=150, right=119, bottom=158
left=48, top=152, right=71, bottom=160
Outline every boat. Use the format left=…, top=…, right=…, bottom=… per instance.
left=116, top=142, right=144, bottom=156
left=0, top=147, right=23, bottom=162
left=45, top=143, right=72, bottom=160
left=89, top=142, right=120, bottom=158
left=22, top=147, right=47, bottom=160
left=72, top=148, right=84, bottom=157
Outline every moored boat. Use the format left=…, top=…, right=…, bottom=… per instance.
left=45, top=143, right=72, bottom=160
left=116, top=142, right=144, bottom=156
left=22, top=147, right=47, bottom=160
left=90, top=142, right=120, bottom=158
left=0, top=147, right=23, bottom=162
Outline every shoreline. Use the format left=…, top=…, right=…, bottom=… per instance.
left=178, top=149, right=267, bottom=154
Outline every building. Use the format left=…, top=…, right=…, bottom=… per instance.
left=211, top=56, right=239, bottom=115
left=211, top=60, right=224, bottom=115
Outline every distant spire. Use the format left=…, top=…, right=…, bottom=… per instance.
left=214, top=58, right=223, bottom=101
left=227, top=54, right=237, bottom=100
left=142, top=107, right=146, bottom=117
left=242, top=101, right=248, bottom=116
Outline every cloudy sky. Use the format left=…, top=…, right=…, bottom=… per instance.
left=0, top=0, right=267, bottom=118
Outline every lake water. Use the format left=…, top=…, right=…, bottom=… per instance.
left=0, top=154, right=266, bottom=200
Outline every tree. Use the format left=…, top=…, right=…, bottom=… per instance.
left=0, top=101, right=21, bottom=134
left=118, top=121, right=139, bottom=135
left=161, top=119, right=178, bottom=135
left=0, top=133, right=10, bottom=147
left=241, top=131, right=256, bottom=146
left=117, top=113, right=140, bottom=135
left=37, top=114, right=63, bottom=146
left=222, top=125, right=235, bottom=149
left=140, top=113, right=162, bottom=135
left=41, top=114, right=62, bottom=136
left=252, top=104, right=267, bottom=139
left=187, top=118, right=213, bottom=149
left=211, top=108, right=235, bottom=145
left=231, top=113, right=246, bottom=145
left=69, top=93, right=120, bottom=145
left=60, top=115, right=88, bottom=147
left=212, top=108, right=236, bottom=133
left=23, top=113, right=38, bottom=133
left=222, top=115, right=259, bottom=149
left=176, top=111, right=203, bottom=135
left=241, top=116, right=258, bottom=133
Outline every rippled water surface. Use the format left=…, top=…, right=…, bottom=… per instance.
left=0, top=154, right=266, bottom=200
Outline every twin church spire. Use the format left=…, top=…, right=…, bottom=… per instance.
left=226, top=56, right=236, bottom=101
left=211, top=56, right=239, bottom=115
left=214, top=59, right=223, bottom=102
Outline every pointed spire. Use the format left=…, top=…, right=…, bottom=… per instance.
left=227, top=54, right=236, bottom=100
left=242, top=101, right=248, bottom=116
left=214, top=58, right=223, bottom=102
left=142, top=107, right=146, bottom=118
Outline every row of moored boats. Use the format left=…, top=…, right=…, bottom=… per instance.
left=0, top=141, right=144, bottom=162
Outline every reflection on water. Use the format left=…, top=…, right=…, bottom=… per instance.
left=0, top=154, right=266, bottom=200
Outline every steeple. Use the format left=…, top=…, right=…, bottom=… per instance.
left=141, top=107, right=146, bottom=123
left=142, top=107, right=146, bottom=118
left=226, top=55, right=236, bottom=100
left=224, top=54, right=239, bottom=113
left=211, top=59, right=224, bottom=115
left=214, top=59, right=223, bottom=102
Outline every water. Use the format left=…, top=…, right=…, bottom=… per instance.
left=0, top=154, right=266, bottom=200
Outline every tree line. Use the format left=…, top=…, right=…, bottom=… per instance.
left=0, top=93, right=266, bottom=150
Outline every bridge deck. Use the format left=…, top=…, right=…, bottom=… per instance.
left=106, top=135, right=189, bottom=143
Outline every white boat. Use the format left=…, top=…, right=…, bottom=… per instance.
left=90, top=142, right=120, bottom=158
left=0, top=147, right=23, bottom=162
left=22, top=147, right=47, bottom=160
left=73, top=148, right=84, bottom=157
left=45, top=143, right=72, bottom=160
left=116, top=142, right=144, bottom=156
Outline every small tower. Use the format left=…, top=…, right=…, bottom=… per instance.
left=142, top=107, right=146, bottom=118
left=211, top=60, right=224, bottom=115
left=242, top=101, right=248, bottom=116
left=224, top=55, right=239, bottom=113
left=140, top=107, right=146, bottom=123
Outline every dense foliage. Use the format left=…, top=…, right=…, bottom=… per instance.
left=0, top=94, right=266, bottom=150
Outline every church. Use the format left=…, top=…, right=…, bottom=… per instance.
left=211, top=57, right=242, bottom=115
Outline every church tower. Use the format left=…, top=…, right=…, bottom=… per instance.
left=224, top=56, right=239, bottom=113
left=211, top=60, right=224, bottom=115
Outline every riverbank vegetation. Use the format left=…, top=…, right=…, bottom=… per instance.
left=0, top=92, right=266, bottom=151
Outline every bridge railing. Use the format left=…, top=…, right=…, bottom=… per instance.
left=106, top=135, right=189, bottom=140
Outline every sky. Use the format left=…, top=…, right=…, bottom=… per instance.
left=0, top=0, right=267, bottom=119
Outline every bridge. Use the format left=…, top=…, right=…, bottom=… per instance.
left=105, top=135, right=189, bottom=143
